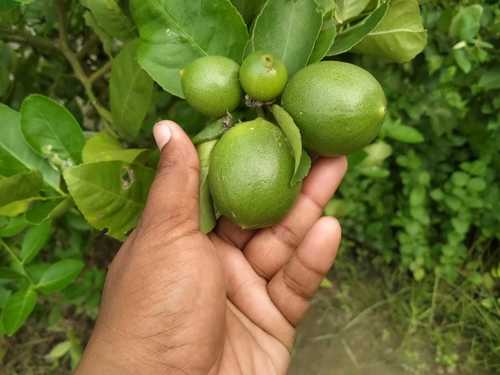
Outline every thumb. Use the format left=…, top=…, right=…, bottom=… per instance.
left=140, top=120, right=200, bottom=235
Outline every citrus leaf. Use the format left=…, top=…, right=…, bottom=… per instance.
left=328, top=1, right=388, bottom=56
left=110, top=40, right=154, bottom=140
left=0, top=216, right=29, bottom=238
left=0, top=104, right=60, bottom=192
left=360, top=141, right=393, bottom=167
left=83, top=11, right=113, bottom=56
left=197, top=140, right=218, bottom=234
left=130, top=0, right=248, bottom=97
left=449, top=4, right=483, bottom=42
left=335, top=0, right=371, bottom=24
left=291, top=151, right=311, bottom=187
left=0, top=171, right=42, bottom=207
left=0, top=198, right=41, bottom=217
left=36, top=259, right=84, bottom=294
left=231, top=0, right=266, bottom=22
left=25, top=197, right=72, bottom=225
left=80, top=0, right=136, bottom=41
left=82, top=132, right=148, bottom=164
left=1, top=287, right=37, bottom=336
left=381, top=120, right=424, bottom=144
left=352, top=0, right=427, bottom=63
left=251, top=0, right=322, bottom=75
left=192, top=119, right=226, bottom=145
left=20, top=95, right=85, bottom=166
left=63, top=161, right=154, bottom=240
left=20, top=220, right=52, bottom=264
left=309, top=11, right=337, bottom=63
left=271, top=105, right=303, bottom=180
left=46, top=341, right=72, bottom=361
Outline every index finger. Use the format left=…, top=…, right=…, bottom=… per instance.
left=243, top=156, right=348, bottom=279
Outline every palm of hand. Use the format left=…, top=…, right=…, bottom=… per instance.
left=77, top=124, right=346, bottom=375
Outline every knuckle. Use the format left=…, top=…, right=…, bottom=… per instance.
left=282, top=269, right=314, bottom=300
left=272, top=222, right=302, bottom=249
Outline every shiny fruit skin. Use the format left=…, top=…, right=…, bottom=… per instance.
left=181, top=56, right=242, bottom=118
left=239, top=51, right=288, bottom=102
left=282, top=61, right=387, bottom=156
left=208, top=118, right=300, bottom=229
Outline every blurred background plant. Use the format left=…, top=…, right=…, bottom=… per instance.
left=0, top=0, right=499, bottom=373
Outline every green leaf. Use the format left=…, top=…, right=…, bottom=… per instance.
left=449, top=5, right=483, bottom=42
left=231, top=0, right=266, bottom=22
left=0, top=104, right=60, bottom=192
left=271, top=105, right=303, bottom=181
left=0, top=171, right=42, bottom=207
left=291, top=151, right=312, bottom=186
left=46, top=341, right=72, bottom=361
left=0, top=267, right=23, bottom=281
left=197, top=140, right=218, bottom=234
left=328, top=1, right=388, bottom=56
left=80, top=0, right=136, bottom=41
left=63, top=161, right=155, bottom=240
left=36, top=259, right=84, bottom=294
left=192, top=119, right=226, bottom=145
left=130, top=0, right=248, bottom=97
left=250, top=0, right=322, bottom=75
left=25, top=197, right=72, bottom=225
left=360, top=141, right=393, bottom=167
left=382, top=120, right=424, bottom=144
left=20, top=220, right=52, bottom=264
left=477, top=68, right=500, bottom=91
left=83, top=11, right=113, bottom=56
left=0, top=198, right=42, bottom=217
left=335, top=0, right=371, bottom=24
left=110, top=40, right=154, bottom=140
left=82, top=132, right=148, bottom=164
left=20, top=95, right=85, bottom=166
left=0, top=216, right=29, bottom=238
left=352, top=0, right=427, bottom=63
left=309, top=11, right=337, bottom=63
left=1, top=287, right=37, bottom=336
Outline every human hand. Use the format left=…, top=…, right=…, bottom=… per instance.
left=76, top=121, right=347, bottom=375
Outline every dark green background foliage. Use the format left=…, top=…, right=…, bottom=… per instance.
left=0, top=0, right=499, bottom=372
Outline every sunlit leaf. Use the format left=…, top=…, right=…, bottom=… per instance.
left=63, top=161, right=155, bottom=240
left=110, top=40, right=153, bottom=140
left=130, top=0, right=248, bottom=97
left=251, top=0, right=322, bottom=75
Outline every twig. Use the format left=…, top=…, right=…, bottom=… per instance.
left=55, top=0, right=112, bottom=124
left=89, top=60, right=112, bottom=84
left=0, top=28, right=59, bottom=54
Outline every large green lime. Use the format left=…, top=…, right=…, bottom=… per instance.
left=282, top=61, right=387, bottom=156
left=181, top=56, right=242, bottom=118
left=208, top=118, right=301, bottom=229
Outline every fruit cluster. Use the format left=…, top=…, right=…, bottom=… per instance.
left=181, top=53, right=387, bottom=230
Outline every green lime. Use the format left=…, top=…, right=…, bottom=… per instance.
left=239, top=51, right=288, bottom=102
left=208, top=118, right=301, bottom=229
left=181, top=56, right=242, bottom=118
left=282, top=61, right=387, bottom=156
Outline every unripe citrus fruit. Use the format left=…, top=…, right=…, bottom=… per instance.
left=239, top=51, right=288, bottom=102
left=208, top=118, right=300, bottom=229
left=181, top=56, right=242, bottom=118
left=282, top=61, right=387, bottom=156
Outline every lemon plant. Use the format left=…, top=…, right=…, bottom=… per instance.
left=0, top=0, right=431, bottom=366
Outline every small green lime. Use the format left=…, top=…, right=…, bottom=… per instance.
left=239, top=51, right=288, bottom=102
left=282, top=61, right=387, bottom=156
left=181, top=56, right=242, bottom=118
left=208, top=118, right=300, bottom=229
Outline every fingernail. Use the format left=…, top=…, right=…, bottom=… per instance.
left=153, top=122, right=173, bottom=150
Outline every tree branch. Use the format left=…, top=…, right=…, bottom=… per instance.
left=89, top=60, right=112, bottom=84
left=56, top=0, right=113, bottom=124
left=0, top=28, right=59, bottom=55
